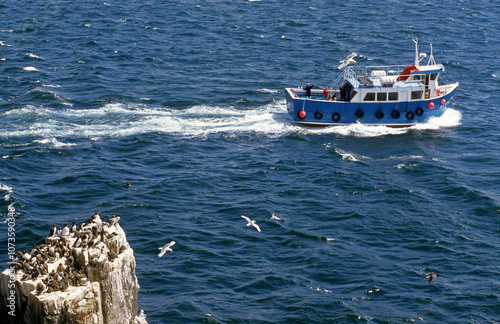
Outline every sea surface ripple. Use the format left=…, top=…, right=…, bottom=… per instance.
left=1, top=0, right=499, bottom=323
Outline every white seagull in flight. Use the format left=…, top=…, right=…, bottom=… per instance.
left=158, top=241, right=176, bottom=257
left=337, top=52, right=357, bottom=69
left=241, top=215, right=261, bottom=232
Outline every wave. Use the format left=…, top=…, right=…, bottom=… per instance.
left=23, top=66, right=40, bottom=72
left=26, top=53, right=42, bottom=59
left=0, top=182, right=13, bottom=203
left=33, top=138, right=77, bottom=148
left=0, top=182, right=13, bottom=194
left=334, top=149, right=362, bottom=162
left=0, top=101, right=462, bottom=142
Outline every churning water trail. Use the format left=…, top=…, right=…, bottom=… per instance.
left=0, top=101, right=462, bottom=142
left=0, top=0, right=498, bottom=323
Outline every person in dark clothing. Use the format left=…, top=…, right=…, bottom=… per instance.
left=304, top=83, right=315, bottom=98
left=345, top=83, right=352, bottom=102
left=340, top=83, right=347, bottom=101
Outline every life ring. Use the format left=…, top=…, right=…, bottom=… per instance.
left=314, top=111, right=323, bottom=120
left=332, top=113, right=341, bottom=122
left=298, top=111, right=306, bottom=119
left=375, top=111, right=384, bottom=120
left=355, top=109, right=364, bottom=119
left=415, top=107, right=424, bottom=117
left=406, top=111, right=415, bottom=121
left=391, top=110, right=400, bottom=119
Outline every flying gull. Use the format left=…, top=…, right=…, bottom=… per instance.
left=337, top=52, right=357, bottom=70
left=241, top=215, right=261, bottom=232
left=158, top=241, right=176, bottom=257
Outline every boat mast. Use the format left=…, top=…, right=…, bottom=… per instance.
left=413, top=37, right=419, bottom=67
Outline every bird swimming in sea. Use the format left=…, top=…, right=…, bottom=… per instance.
left=337, top=52, right=357, bottom=70
left=158, top=241, right=176, bottom=257
left=425, top=272, right=440, bottom=283
left=124, top=182, right=132, bottom=189
left=241, top=215, right=261, bottom=232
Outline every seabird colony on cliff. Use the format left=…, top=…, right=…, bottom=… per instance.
left=11, top=211, right=124, bottom=294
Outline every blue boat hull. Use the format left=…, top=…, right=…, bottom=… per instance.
left=286, top=88, right=457, bottom=127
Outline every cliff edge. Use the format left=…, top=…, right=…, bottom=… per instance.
left=0, top=213, right=147, bottom=324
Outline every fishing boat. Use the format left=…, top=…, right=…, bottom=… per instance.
left=285, top=39, right=459, bottom=127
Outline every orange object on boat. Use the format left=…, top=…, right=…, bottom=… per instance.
left=397, top=65, right=419, bottom=81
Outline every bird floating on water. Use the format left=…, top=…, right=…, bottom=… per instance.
left=158, top=241, right=176, bottom=257
left=425, top=272, right=440, bottom=283
left=241, top=215, right=261, bottom=232
left=124, top=182, right=132, bottom=189
left=337, top=52, right=357, bottom=70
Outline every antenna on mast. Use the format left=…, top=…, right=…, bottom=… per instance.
left=428, top=42, right=436, bottom=66
left=412, top=36, right=419, bottom=67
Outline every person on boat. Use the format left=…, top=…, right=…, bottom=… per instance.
left=304, top=83, right=315, bottom=98
left=323, top=86, right=331, bottom=100
left=340, top=83, right=347, bottom=101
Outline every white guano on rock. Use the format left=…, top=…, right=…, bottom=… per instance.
left=0, top=213, right=147, bottom=324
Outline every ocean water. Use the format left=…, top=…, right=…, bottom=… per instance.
left=1, top=0, right=499, bottom=323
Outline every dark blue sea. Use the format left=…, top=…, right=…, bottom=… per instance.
left=1, top=0, right=499, bottom=323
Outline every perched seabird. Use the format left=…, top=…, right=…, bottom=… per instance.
left=35, top=281, right=45, bottom=294
left=50, top=224, right=57, bottom=237
left=241, top=215, right=261, bottom=232
left=124, top=182, right=132, bottom=189
left=337, top=52, right=357, bottom=70
left=70, top=221, right=76, bottom=233
left=62, top=223, right=70, bottom=236
left=425, top=272, right=440, bottom=283
left=134, top=310, right=147, bottom=324
left=109, top=214, right=120, bottom=225
left=158, top=241, right=176, bottom=257
left=22, top=251, right=31, bottom=261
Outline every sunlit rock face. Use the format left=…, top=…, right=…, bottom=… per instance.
left=0, top=213, right=145, bottom=324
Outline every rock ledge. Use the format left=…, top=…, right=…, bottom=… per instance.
left=0, top=213, right=147, bottom=324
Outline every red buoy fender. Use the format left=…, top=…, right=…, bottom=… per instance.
left=428, top=102, right=435, bottom=109
left=298, top=110, right=306, bottom=119
left=441, top=98, right=446, bottom=105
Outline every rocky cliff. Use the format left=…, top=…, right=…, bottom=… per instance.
left=0, top=213, right=147, bottom=324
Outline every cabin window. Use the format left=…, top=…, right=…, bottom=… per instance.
left=377, top=92, right=387, bottom=101
left=364, top=92, right=376, bottom=101
left=411, top=91, right=423, bottom=100
left=388, top=92, right=398, bottom=101
left=430, top=73, right=439, bottom=81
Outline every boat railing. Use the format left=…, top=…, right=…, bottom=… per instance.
left=329, top=67, right=358, bottom=92
left=363, top=65, right=408, bottom=76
